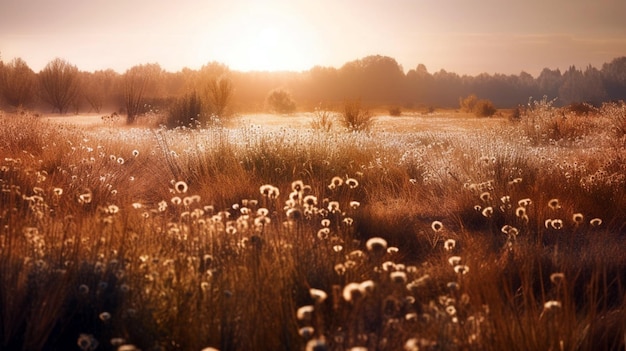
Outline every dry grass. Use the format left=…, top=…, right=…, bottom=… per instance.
left=0, top=105, right=624, bottom=351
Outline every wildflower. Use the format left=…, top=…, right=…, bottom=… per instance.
left=132, top=149, right=139, bottom=157
left=444, top=239, right=456, bottom=251
left=99, top=312, right=111, bottom=321
left=158, top=200, right=167, bottom=212
left=359, top=280, right=376, bottom=294
left=297, top=305, right=315, bottom=321
left=515, top=206, right=527, bottom=218
left=299, top=326, right=315, bottom=339
left=171, top=196, right=182, bottom=205
left=454, top=265, right=470, bottom=275
left=404, top=338, right=419, bottom=351
left=550, top=219, right=564, bottom=230
left=291, top=180, right=305, bottom=192
left=572, top=213, right=584, bottom=225
left=550, top=272, right=565, bottom=284
left=328, top=201, right=340, bottom=213
left=518, top=198, right=532, bottom=207
left=77, top=333, right=99, bottom=351
left=366, top=237, right=388, bottom=253
left=53, top=187, right=63, bottom=196
left=349, top=201, right=360, bottom=209
left=390, top=271, right=408, bottom=284
left=445, top=305, right=457, bottom=316
left=343, top=282, right=363, bottom=302
left=78, top=284, right=90, bottom=295
left=317, top=228, right=330, bottom=240
left=481, top=207, right=493, bottom=217
left=543, top=300, right=562, bottom=310
left=448, top=256, right=462, bottom=266
left=108, top=205, right=119, bottom=214
left=305, top=338, right=328, bottom=351
left=334, top=263, right=347, bottom=275
left=590, top=218, right=602, bottom=227
left=501, top=195, right=510, bottom=204
left=328, top=176, right=344, bottom=190
left=110, top=338, right=126, bottom=346
left=480, top=192, right=491, bottom=202
left=254, top=216, right=271, bottom=227
left=321, top=219, right=331, bottom=227
left=382, top=261, right=395, bottom=271
left=174, top=180, right=188, bottom=194
left=257, top=208, right=269, bottom=217
left=78, top=191, right=92, bottom=204
left=287, top=208, right=303, bottom=220
left=116, top=157, right=124, bottom=165
left=431, top=220, right=443, bottom=232
left=260, top=184, right=279, bottom=198
left=548, top=198, right=561, bottom=210
left=303, top=195, right=318, bottom=206
left=345, top=177, right=359, bottom=189
left=310, top=288, right=328, bottom=303
left=387, top=246, right=399, bottom=254
left=332, top=245, right=343, bottom=252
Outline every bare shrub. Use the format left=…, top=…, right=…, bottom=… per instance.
left=473, top=99, right=497, bottom=117
left=206, top=76, right=234, bottom=119
left=266, top=89, right=296, bottom=114
left=309, top=104, right=334, bottom=132
left=166, top=91, right=206, bottom=128
left=459, top=94, right=478, bottom=112
left=388, top=106, right=402, bottom=116
left=38, top=58, right=81, bottom=114
left=340, top=99, right=373, bottom=131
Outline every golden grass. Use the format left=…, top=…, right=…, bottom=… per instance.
left=1, top=103, right=625, bottom=350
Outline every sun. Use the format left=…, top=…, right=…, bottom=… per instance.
left=199, top=5, right=320, bottom=72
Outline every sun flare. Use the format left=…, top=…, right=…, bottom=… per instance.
left=201, top=5, right=320, bottom=72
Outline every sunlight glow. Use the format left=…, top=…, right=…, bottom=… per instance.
left=202, top=4, right=320, bottom=72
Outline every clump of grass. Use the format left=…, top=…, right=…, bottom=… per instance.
left=340, top=99, right=373, bottom=132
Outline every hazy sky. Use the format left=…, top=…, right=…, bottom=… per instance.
left=2, top=0, right=626, bottom=76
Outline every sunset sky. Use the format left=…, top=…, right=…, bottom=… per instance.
left=1, top=0, right=625, bottom=76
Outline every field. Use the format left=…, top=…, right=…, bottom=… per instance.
left=1, top=102, right=625, bottom=351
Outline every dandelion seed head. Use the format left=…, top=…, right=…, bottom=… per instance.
left=550, top=272, right=565, bottom=284
left=390, top=271, right=408, bottom=284
left=454, top=265, right=470, bottom=275
left=174, top=181, right=188, bottom=194
left=99, top=312, right=111, bottom=321
left=317, top=228, right=330, bottom=240
left=481, top=207, right=493, bottom=217
left=342, top=282, right=363, bottom=302
left=445, top=305, right=457, bottom=316
left=77, top=333, right=99, bottom=351
left=572, top=213, right=584, bottom=224
left=171, top=196, right=182, bottom=205
left=387, top=246, right=399, bottom=254
left=518, top=198, right=532, bottom=207
left=299, top=326, right=315, bottom=339
left=448, top=256, right=462, bottom=266
left=480, top=192, right=491, bottom=202
left=334, top=263, right=347, bottom=275
left=548, top=198, right=561, bottom=210
left=346, top=178, right=359, bottom=189
left=431, top=220, right=444, bottom=232
left=359, top=280, right=375, bottom=294
left=444, top=239, right=456, bottom=251
left=543, top=300, right=562, bottom=310
left=330, top=176, right=343, bottom=188
left=332, top=245, right=343, bottom=252
left=590, top=218, right=602, bottom=227
left=310, top=288, right=328, bottom=303
left=366, top=237, right=387, bottom=253
left=550, top=219, right=564, bottom=230
left=297, top=305, right=315, bottom=321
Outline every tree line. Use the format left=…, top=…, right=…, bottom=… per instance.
left=1, top=54, right=625, bottom=122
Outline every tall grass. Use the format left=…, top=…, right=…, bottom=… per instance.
left=0, top=108, right=624, bottom=350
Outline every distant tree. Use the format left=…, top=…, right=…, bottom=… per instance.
left=473, top=99, right=497, bottom=117
left=340, top=99, right=373, bottom=131
left=207, top=76, right=234, bottom=119
left=38, top=58, right=81, bottom=114
left=601, top=57, right=626, bottom=101
left=460, top=94, right=478, bottom=112
left=123, top=63, right=163, bottom=124
left=0, top=57, right=37, bottom=108
left=266, top=88, right=296, bottom=114
left=82, top=69, right=118, bottom=113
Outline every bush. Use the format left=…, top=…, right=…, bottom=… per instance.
left=474, top=99, right=497, bottom=117
left=340, top=99, right=373, bottom=131
left=459, top=94, right=478, bottom=112
left=310, top=104, right=334, bottom=132
left=388, top=106, right=402, bottom=116
left=266, top=89, right=296, bottom=114
left=166, top=91, right=206, bottom=128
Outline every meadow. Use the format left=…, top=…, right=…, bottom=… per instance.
left=0, top=100, right=625, bottom=351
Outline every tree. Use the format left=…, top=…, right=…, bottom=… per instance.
left=266, top=88, right=296, bottom=114
left=123, top=63, right=163, bottom=124
left=0, top=57, right=37, bottom=108
left=207, top=76, right=234, bottom=119
left=82, top=69, right=118, bottom=113
left=38, top=58, right=81, bottom=114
